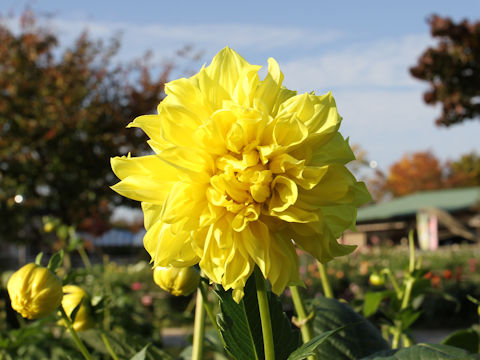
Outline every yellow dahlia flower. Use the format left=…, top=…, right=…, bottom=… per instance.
left=61, top=285, right=94, bottom=331
left=153, top=266, right=200, bottom=296
left=7, top=263, right=63, bottom=319
left=111, top=47, right=371, bottom=302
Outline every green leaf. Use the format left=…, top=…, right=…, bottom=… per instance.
left=288, top=325, right=347, bottom=360
left=312, top=297, right=390, bottom=359
left=396, top=308, right=421, bottom=330
left=215, top=275, right=301, bottom=360
left=130, top=345, right=148, bottom=360
left=360, top=343, right=480, bottom=359
left=34, top=252, right=44, bottom=266
left=363, top=291, right=395, bottom=317
left=47, top=250, right=64, bottom=273
left=442, top=328, right=480, bottom=354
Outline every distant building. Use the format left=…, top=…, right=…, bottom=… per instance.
left=343, top=187, right=480, bottom=249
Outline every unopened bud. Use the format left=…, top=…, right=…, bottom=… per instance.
left=153, top=266, right=200, bottom=296
left=7, top=263, right=63, bottom=319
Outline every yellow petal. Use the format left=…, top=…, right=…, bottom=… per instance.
left=268, top=175, right=298, bottom=213
left=256, top=57, right=284, bottom=114
left=206, top=47, right=252, bottom=96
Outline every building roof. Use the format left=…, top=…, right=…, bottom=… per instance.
left=357, top=187, right=480, bottom=222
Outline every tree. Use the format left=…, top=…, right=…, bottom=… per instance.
left=367, top=150, right=480, bottom=201
left=410, top=15, right=480, bottom=126
left=384, top=151, right=445, bottom=197
left=446, top=152, right=480, bottom=187
left=0, top=11, right=180, bottom=245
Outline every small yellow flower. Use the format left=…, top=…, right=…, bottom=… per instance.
left=111, top=47, right=371, bottom=302
left=61, top=285, right=94, bottom=331
left=7, top=263, right=63, bottom=319
left=153, top=266, right=200, bottom=296
left=43, top=222, right=55, bottom=233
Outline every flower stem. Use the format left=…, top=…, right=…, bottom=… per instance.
left=101, top=332, right=119, bottom=360
left=254, top=266, right=275, bottom=360
left=290, top=286, right=316, bottom=360
left=192, top=288, right=206, bottom=360
left=59, top=306, right=92, bottom=360
left=77, top=246, right=92, bottom=269
left=199, top=281, right=226, bottom=348
left=316, top=261, right=333, bottom=298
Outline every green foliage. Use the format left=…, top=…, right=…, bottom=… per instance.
left=215, top=276, right=301, bottom=360
left=0, top=10, right=173, bottom=245
left=362, top=343, right=480, bottom=359
left=287, top=325, right=347, bottom=360
left=311, top=297, right=390, bottom=359
left=442, top=327, right=480, bottom=354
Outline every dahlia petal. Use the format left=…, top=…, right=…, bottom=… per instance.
left=232, top=65, right=261, bottom=107
left=127, top=114, right=162, bottom=143
left=256, top=57, right=284, bottom=114
left=159, top=146, right=214, bottom=179
left=270, top=205, right=319, bottom=223
left=157, top=107, right=200, bottom=147
left=111, top=154, right=178, bottom=181
left=161, top=182, right=208, bottom=226
left=269, top=175, right=298, bottom=212
left=145, top=221, right=199, bottom=267
left=111, top=176, right=169, bottom=204
left=206, top=47, right=252, bottom=96
left=222, top=240, right=254, bottom=292
left=163, top=77, right=212, bottom=121
left=268, top=233, right=301, bottom=294
left=310, top=133, right=355, bottom=166
left=241, top=220, right=271, bottom=276
left=142, top=202, right=162, bottom=230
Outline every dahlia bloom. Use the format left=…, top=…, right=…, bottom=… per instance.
left=111, top=47, right=371, bottom=302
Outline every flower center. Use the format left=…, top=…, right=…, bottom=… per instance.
left=206, top=149, right=273, bottom=231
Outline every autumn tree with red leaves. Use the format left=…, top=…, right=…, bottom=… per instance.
left=385, top=151, right=445, bottom=197
left=410, top=15, right=480, bottom=126
left=0, top=11, right=187, bottom=245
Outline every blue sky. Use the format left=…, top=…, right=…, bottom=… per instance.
left=3, top=0, right=480, bottom=171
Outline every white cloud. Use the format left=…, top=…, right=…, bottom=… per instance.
left=333, top=89, right=480, bottom=168
left=281, top=34, right=432, bottom=91
left=32, top=18, right=343, bottom=63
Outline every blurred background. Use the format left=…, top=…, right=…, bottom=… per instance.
left=0, top=1, right=479, bottom=357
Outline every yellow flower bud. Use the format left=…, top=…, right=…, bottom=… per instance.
left=153, top=266, right=200, bottom=296
left=43, top=222, right=54, bottom=233
left=7, top=263, right=63, bottom=319
left=61, top=285, right=94, bottom=331
left=369, top=273, right=385, bottom=286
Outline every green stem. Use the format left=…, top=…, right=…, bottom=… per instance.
left=199, top=281, right=226, bottom=348
left=103, top=256, right=112, bottom=331
left=60, top=306, right=92, bottom=360
left=289, top=286, right=316, bottom=360
left=254, top=266, right=275, bottom=360
left=192, top=288, right=206, bottom=360
left=316, top=261, right=333, bottom=298
left=382, top=269, right=402, bottom=299
left=408, top=230, right=415, bottom=274
left=77, top=246, right=92, bottom=269
left=392, top=278, right=415, bottom=349
left=101, top=332, right=119, bottom=360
